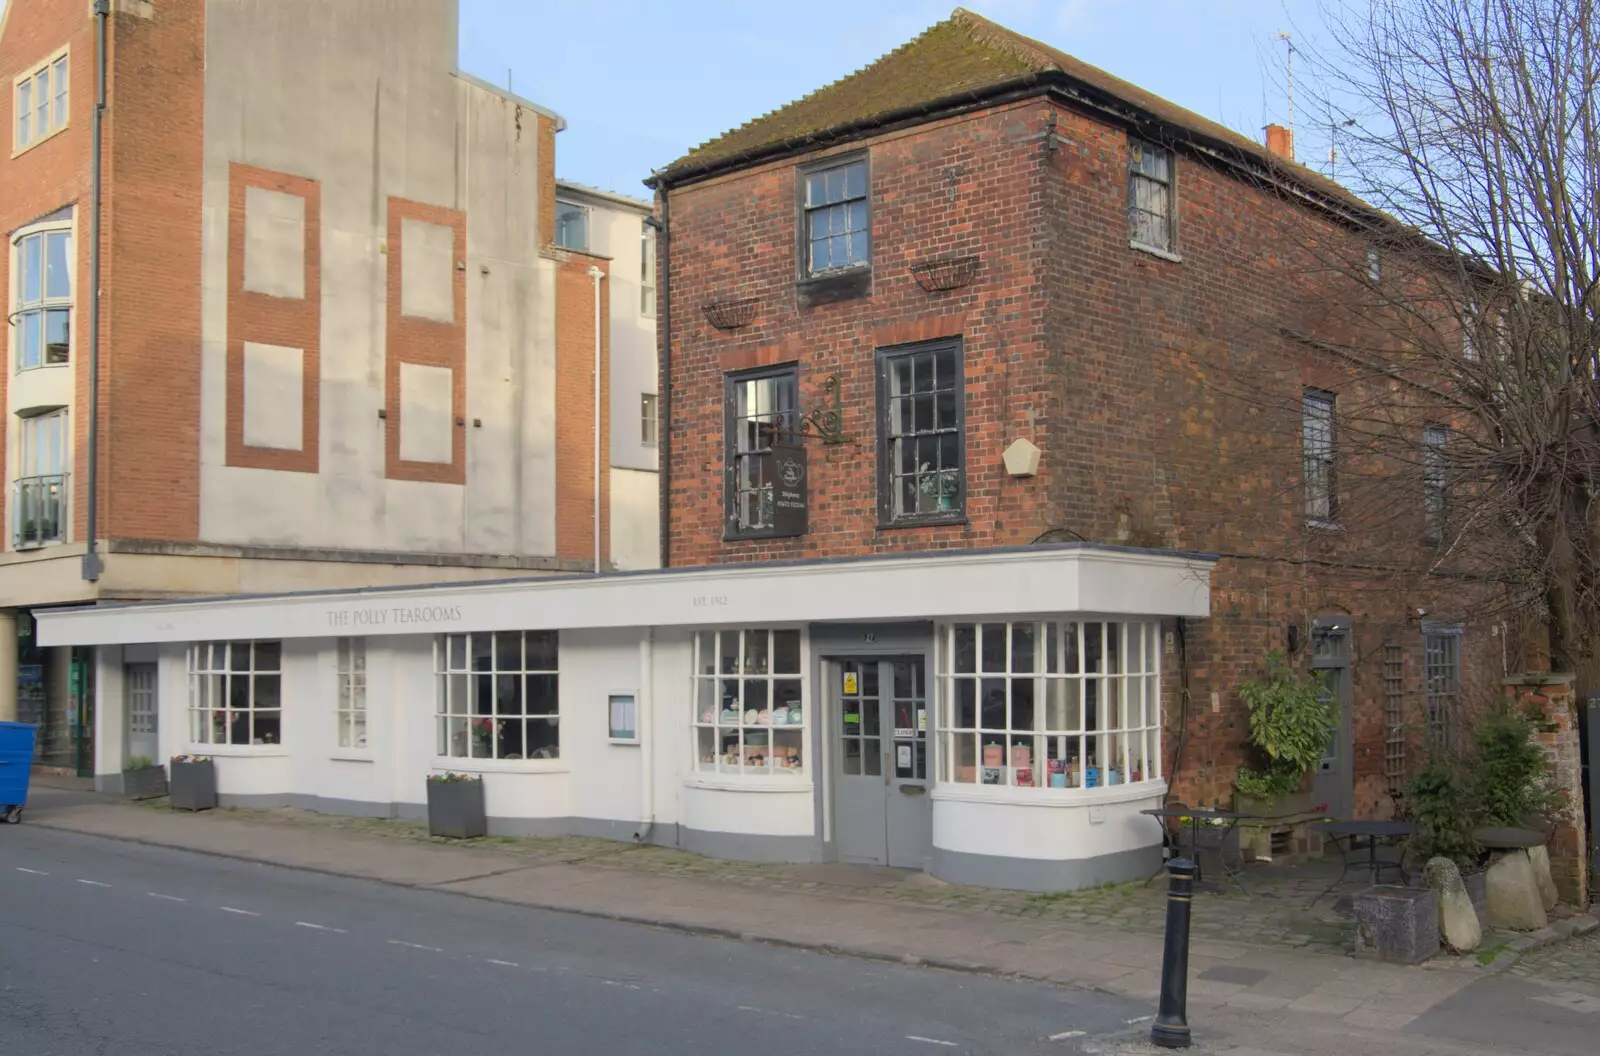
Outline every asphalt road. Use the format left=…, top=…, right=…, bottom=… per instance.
left=0, top=824, right=1148, bottom=1056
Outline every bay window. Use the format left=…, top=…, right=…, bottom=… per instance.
left=189, top=641, right=283, bottom=746
left=435, top=631, right=560, bottom=761
left=938, top=621, right=1162, bottom=789
left=693, top=628, right=804, bottom=776
left=12, top=225, right=73, bottom=371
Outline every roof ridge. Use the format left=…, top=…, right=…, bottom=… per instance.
left=679, top=16, right=966, bottom=161
left=950, top=7, right=1060, bottom=73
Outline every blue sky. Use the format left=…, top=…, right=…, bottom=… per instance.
left=459, top=0, right=1329, bottom=200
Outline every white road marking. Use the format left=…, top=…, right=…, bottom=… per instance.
left=1534, top=991, right=1600, bottom=1015
left=220, top=907, right=260, bottom=917
left=486, top=959, right=519, bottom=968
left=294, top=921, right=345, bottom=933
left=147, top=893, right=187, bottom=902
left=387, top=939, right=443, bottom=952
left=1049, top=1030, right=1087, bottom=1041
left=738, top=1006, right=803, bottom=1020
left=15, top=867, right=48, bottom=875
left=1124, top=1015, right=1154, bottom=1024
left=75, top=879, right=111, bottom=888
left=906, top=1037, right=959, bottom=1047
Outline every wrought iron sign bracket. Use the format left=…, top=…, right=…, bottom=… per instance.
left=794, top=373, right=854, bottom=446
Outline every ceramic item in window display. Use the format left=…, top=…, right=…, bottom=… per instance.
left=1084, top=767, right=1100, bottom=789
left=758, top=709, right=772, bottom=726
left=744, top=708, right=759, bottom=725
left=721, top=708, right=737, bottom=724
left=1050, top=771, right=1068, bottom=788
left=787, top=706, right=801, bottom=724
left=771, top=709, right=787, bottom=726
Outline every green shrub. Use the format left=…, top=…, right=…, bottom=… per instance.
left=1406, top=759, right=1481, bottom=869
left=1233, top=652, right=1336, bottom=798
left=126, top=755, right=153, bottom=771
left=1472, top=708, right=1560, bottom=826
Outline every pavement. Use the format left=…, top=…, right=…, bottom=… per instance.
left=10, top=780, right=1600, bottom=1055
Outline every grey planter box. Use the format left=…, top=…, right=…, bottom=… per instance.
left=1353, top=885, right=1440, bottom=964
left=122, top=765, right=169, bottom=801
left=169, top=760, right=217, bottom=812
left=427, top=778, right=486, bottom=839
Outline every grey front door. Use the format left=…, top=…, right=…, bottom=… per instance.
left=1310, top=618, right=1353, bottom=818
left=125, top=663, right=159, bottom=764
left=833, top=658, right=932, bottom=868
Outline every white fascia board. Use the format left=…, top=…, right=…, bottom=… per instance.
left=36, top=547, right=1215, bottom=648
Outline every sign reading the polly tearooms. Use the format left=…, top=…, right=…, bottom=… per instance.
left=325, top=603, right=464, bottom=630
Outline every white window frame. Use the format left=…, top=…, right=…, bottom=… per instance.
left=608, top=691, right=640, bottom=744
left=641, top=222, right=657, bottom=317
left=335, top=637, right=368, bottom=753
left=10, top=220, right=74, bottom=372
left=14, top=407, right=68, bottom=549
left=13, top=47, right=69, bottom=154
left=434, top=631, right=561, bottom=766
left=554, top=199, right=590, bottom=252
left=1366, top=246, right=1381, bottom=283
left=641, top=392, right=659, bottom=447
left=937, top=621, right=1162, bottom=792
left=187, top=641, right=284, bottom=750
left=692, top=628, right=807, bottom=779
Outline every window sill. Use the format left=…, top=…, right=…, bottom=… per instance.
left=431, top=759, right=569, bottom=776
left=932, top=779, right=1167, bottom=808
left=876, top=515, right=968, bottom=532
left=1304, top=518, right=1345, bottom=533
left=723, top=528, right=805, bottom=543
left=14, top=361, right=72, bottom=375
left=797, top=266, right=871, bottom=308
left=329, top=751, right=375, bottom=763
left=187, top=745, right=290, bottom=759
left=1129, top=241, right=1183, bottom=264
left=11, top=122, right=70, bottom=160
left=684, top=773, right=813, bottom=794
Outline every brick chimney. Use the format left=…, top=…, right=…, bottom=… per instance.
left=1265, top=123, right=1295, bottom=162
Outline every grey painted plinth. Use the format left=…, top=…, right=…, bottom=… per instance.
left=122, top=766, right=169, bottom=801
left=426, top=779, right=487, bottom=839
left=1353, top=885, right=1440, bottom=964
left=169, top=761, right=217, bottom=812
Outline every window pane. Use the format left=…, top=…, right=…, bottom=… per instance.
left=19, top=311, right=41, bottom=370
left=22, top=235, right=42, bottom=304
left=847, top=200, right=867, bottom=234
left=44, top=309, right=69, bottom=364
left=44, top=232, right=70, bottom=299
left=847, top=229, right=868, bottom=265
left=772, top=630, right=800, bottom=674
left=527, top=673, right=558, bottom=716
left=844, top=161, right=866, bottom=199
left=34, top=72, right=48, bottom=134
left=981, top=624, right=1006, bottom=672
left=493, top=630, right=523, bottom=672
left=805, top=172, right=825, bottom=208
left=17, top=79, right=30, bottom=143
left=953, top=625, right=975, bottom=673
left=255, top=641, right=282, bottom=671
left=52, top=56, right=68, bottom=128
left=824, top=167, right=845, bottom=203
left=956, top=678, right=976, bottom=727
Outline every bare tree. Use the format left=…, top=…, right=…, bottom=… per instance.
left=1225, top=0, right=1600, bottom=678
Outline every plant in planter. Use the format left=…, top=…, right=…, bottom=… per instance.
left=426, top=772, right=487, bottom=839
left=121, top=755, right=169, bottom=801
left=168, top=754, right=217, bottom=812
left=1231, top=652, right=1337, bottom=816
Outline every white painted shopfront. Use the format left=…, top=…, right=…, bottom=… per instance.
left=36, top=545, right=1213, bottom=891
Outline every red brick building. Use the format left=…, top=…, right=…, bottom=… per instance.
left=649, top=9, right=1516, bottom=822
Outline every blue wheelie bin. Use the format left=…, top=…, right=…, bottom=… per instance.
left=0, top=721, right=38, bottom=824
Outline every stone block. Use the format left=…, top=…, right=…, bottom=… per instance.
left=1352, top=885, right=1440, bottom=965
left=1464, top=869, right=1488, bottom=931
left=1528, top=844, right=1560, bottom=910
left=1421, top=857, right=1481, bottom=953
left=1485, top=850, right=1549, bottom=931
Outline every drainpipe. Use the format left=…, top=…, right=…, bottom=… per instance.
left=587, top=265, right=605, bottom=575
left=634, top=629, right=655, bottom=843
left=645, top=202, right=668, bottom=569
left=83, top=0, right=109, bottom=582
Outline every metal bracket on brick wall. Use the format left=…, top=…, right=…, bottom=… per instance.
left=795, top=373, right=854, bottom=446
left=1011, top=109, right=1063, bottom=156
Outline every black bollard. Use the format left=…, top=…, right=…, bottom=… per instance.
left=1151, top=857, right=1196, bottom=1049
